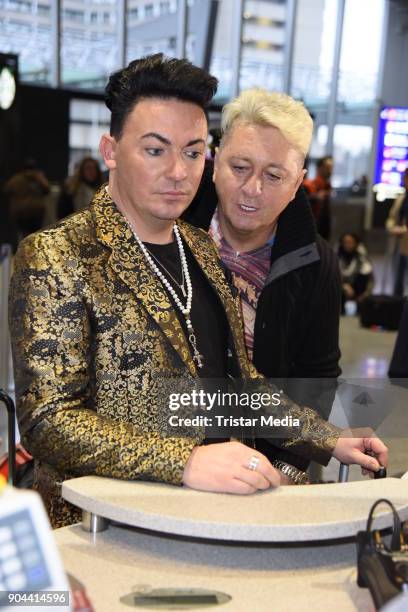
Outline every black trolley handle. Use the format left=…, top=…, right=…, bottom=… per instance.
left=0, top=389, right=16, bottom=486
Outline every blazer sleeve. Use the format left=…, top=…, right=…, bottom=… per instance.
left=9, top=234, right=198, bottom=485
left=244, top=367, right=341, bottom=466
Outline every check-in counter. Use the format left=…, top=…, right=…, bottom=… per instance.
left=50, top=477, right=408, bottom=611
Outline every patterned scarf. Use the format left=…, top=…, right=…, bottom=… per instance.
left=209, top=207, right=274, bottom=360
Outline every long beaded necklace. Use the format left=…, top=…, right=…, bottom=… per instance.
left=130, top=222, right=204, bottom=369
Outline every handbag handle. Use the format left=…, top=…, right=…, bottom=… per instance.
left=366, top=498, right=402, bottom=551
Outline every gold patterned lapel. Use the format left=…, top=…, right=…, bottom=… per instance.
left=91, top=187, right=197, bottom=376
left=178, top=220, right=252, bottom=377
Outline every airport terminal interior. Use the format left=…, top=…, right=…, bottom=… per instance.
left=1, top=1, right=408, bottom=611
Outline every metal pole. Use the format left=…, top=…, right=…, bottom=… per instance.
left=325, top=0, right=346, bottom=155
left=117, top=0, right=128, bottom=68
left=0, top=244, right=12, bottom=394
left=283, top=0, right=298, bottom=95
left=365, top=0, right=390, bottom=230
left=82, top=511, right=109, bottom=533
left=338, top=463, right=349, bottom=483
left=50, top=0, right=61, bottom=87
left=176, top=0, right=188, bottom=59
left=231, top=0, right=244, bottom=98
left=201, top=0, right=219, bottom=71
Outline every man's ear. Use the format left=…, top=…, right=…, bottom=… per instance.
left=291, top=168, right=307, bottom=200
left=100, top=133, right=117, bottom=170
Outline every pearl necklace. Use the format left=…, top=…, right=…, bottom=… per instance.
left=130, top=222, right=204, bottom=369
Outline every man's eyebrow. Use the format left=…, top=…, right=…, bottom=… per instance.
left=141, top=132, right=171, bottom=145
left=185, top=138, right=206, bottom=147
left=230, top=155, right=286, bottom=170
left=140, top=133, right=206, bottom=147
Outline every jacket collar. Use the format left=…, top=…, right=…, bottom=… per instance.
left=91, top=186, right=197, bottom=376
left=90, top=186, right=250, bottom=377
left=266, top=186, right=320, bottom=284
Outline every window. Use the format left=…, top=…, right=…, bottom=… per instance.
left=38, top=3, right=50, bottom=16
left=64, top=9, right=85, bottom=23
left=160, top=1, right=170, bottom=15
left=0, top=0, right=53, bottom=83
left=69, top=99, right=110, bottom=175
left=61, top=0, right=117, bottom=89
left=338, top=0, right=385, bottom=105
left=332, top=124, right=374, bottom=188
left=144, top=3, right=154, bottom=18
left=8, top=0, right=31, bottom=11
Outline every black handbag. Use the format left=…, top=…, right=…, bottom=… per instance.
left=357, top=498, right=408, bottom=610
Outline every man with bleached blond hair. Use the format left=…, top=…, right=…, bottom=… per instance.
left=185, top=89, right=342, bottom=476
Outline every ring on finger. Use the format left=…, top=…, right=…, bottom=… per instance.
left=248, top=455, right=260, bottom=471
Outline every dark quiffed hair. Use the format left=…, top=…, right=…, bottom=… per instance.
left=105, top=53, right=218, bottom=138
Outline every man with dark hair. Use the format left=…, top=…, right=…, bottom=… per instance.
left=9, top=55, right=387, bottom=528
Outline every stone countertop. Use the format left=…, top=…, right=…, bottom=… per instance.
left=62, top=477, right=408, bottom=543
left=55, top=522, right=373, bottom=612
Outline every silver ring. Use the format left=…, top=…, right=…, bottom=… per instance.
left=248, top=455, right=260, bottom=471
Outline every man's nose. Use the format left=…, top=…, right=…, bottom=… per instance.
left=242, top=173, right=262, bottom=197
left=167, top=153, right=188, bottom=182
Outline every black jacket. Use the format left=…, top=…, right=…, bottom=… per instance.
left=184, top=161, right=342, bottom=470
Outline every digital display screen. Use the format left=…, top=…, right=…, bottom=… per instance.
left=0, top=508, right=51, bottom=607
left=374, top=106, right=408, bottom=200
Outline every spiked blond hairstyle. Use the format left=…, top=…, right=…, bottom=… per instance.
left=221, top=88, right=313, bottom=159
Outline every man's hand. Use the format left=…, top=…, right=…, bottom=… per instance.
left=182, top=441, right=280, bottom=494
left=342, top=283, right=355, bottom=299
left=277, top=472, right=298, bottom=486
left=389, top=225, right=407, bottom=236
left=332, top=428, right=388, bottom=476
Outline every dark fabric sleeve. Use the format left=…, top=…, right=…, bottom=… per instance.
left=292, top=238, right=342, bottom=380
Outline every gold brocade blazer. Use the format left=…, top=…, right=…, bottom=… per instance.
left=9, top=187, right=339, bottom=527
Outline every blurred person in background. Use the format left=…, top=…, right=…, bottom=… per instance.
left=58, top=156, right=103, bottom=219
left=350, top=174, right=368, bottom=196
left=337, top=232, right=374, bottom=313
left=386, top=168, right=408, bottom=297
left=3, top=159, right=50, bottom=249
left=303, top=155, right=333, bottom=241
